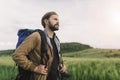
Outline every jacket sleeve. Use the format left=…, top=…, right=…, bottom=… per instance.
left=12, top=32, right=41, bottom=72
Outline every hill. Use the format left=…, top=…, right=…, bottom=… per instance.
left=63, top=48, right=120, bottom=58
left=0, top=42, right=92, bottom=55
left=61, top=42, right=93, bottom=53
left=1, top=48, right=120, bottom=58
left=0, top=49, right=15, bottom=56
left=1, top=42, right=120, bottom=58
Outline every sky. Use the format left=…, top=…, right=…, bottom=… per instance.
left=0, top=0, right=120, bottom=50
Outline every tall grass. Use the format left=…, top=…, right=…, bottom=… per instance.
left=0, top=56, right=17, bottom=80
left=0, top=65, right=17, bottom=80
left=64, top=57, right=120, bottom=80
left=1, top=55, right=120, bottom=80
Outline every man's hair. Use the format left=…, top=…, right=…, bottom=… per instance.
left=41, top=11, right=58, bottom=28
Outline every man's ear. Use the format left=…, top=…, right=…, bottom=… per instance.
left=44, top=19, right=49, bottom=25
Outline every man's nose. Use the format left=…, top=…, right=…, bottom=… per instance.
left=56, top=22, right=59, bottom=25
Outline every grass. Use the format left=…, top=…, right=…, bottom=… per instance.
left=0, top=55, right=18, bottom=80
left=63, top=48, right=120, bottom=58
left=63, top=57, right=120, bottom=80
left=1, top=49, right=120, bottom=80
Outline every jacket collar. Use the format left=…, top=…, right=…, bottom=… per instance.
left=44, top=29, right=60, bottom=54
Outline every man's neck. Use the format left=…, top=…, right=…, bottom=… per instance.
left=45, top=27, right=54, bottom=38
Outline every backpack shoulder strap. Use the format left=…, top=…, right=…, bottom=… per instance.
left=35, top=29, right=47, bottom=53
left=34, top=29, right=48, bottom=66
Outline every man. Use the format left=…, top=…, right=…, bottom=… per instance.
left=12, top=11, right=66, bottom=80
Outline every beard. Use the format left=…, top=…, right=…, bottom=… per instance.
left=48, top=21, right=59, bottom=31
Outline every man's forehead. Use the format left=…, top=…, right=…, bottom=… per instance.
left=50, top=15, right=58, bottom=18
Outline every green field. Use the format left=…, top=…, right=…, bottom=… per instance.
left=64, top=57, right=120, bottom=80
left=0, top=56, right=18, bottom=80
left=0, top=49, right=120, bottom=80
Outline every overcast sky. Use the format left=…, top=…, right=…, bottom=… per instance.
left=0, top=0, right=120, bottom=50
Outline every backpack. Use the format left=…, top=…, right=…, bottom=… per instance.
left=15, top=29, right=48, bottom=80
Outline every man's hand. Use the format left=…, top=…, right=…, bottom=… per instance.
left=34, top=64, right=48, bottom=75
left=60, top=64, right=66, bottom=73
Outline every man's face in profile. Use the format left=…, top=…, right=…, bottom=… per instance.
left=48, top=15, right=59, bottom=31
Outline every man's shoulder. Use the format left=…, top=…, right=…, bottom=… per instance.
left=28, top=31, right=41, bottom=40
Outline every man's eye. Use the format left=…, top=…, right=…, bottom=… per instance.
left=54, top=18, right=58, bottom=20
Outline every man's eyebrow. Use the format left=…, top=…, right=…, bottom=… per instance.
left=54, top=18, right=59, bottom=20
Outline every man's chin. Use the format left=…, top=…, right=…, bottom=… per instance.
left=53, top=28, right=59, bottom=31
left=49, top=26, right=59, bottom=31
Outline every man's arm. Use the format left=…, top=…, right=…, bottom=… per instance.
left=12, top=32, right=40, bottom=72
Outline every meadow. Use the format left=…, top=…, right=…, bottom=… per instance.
left=0, top=49, right=120, bottom=80
left=0, top=56, right=17, bottom=80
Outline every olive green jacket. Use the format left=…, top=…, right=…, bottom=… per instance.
left=12, top=31, right=59, bottom=80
